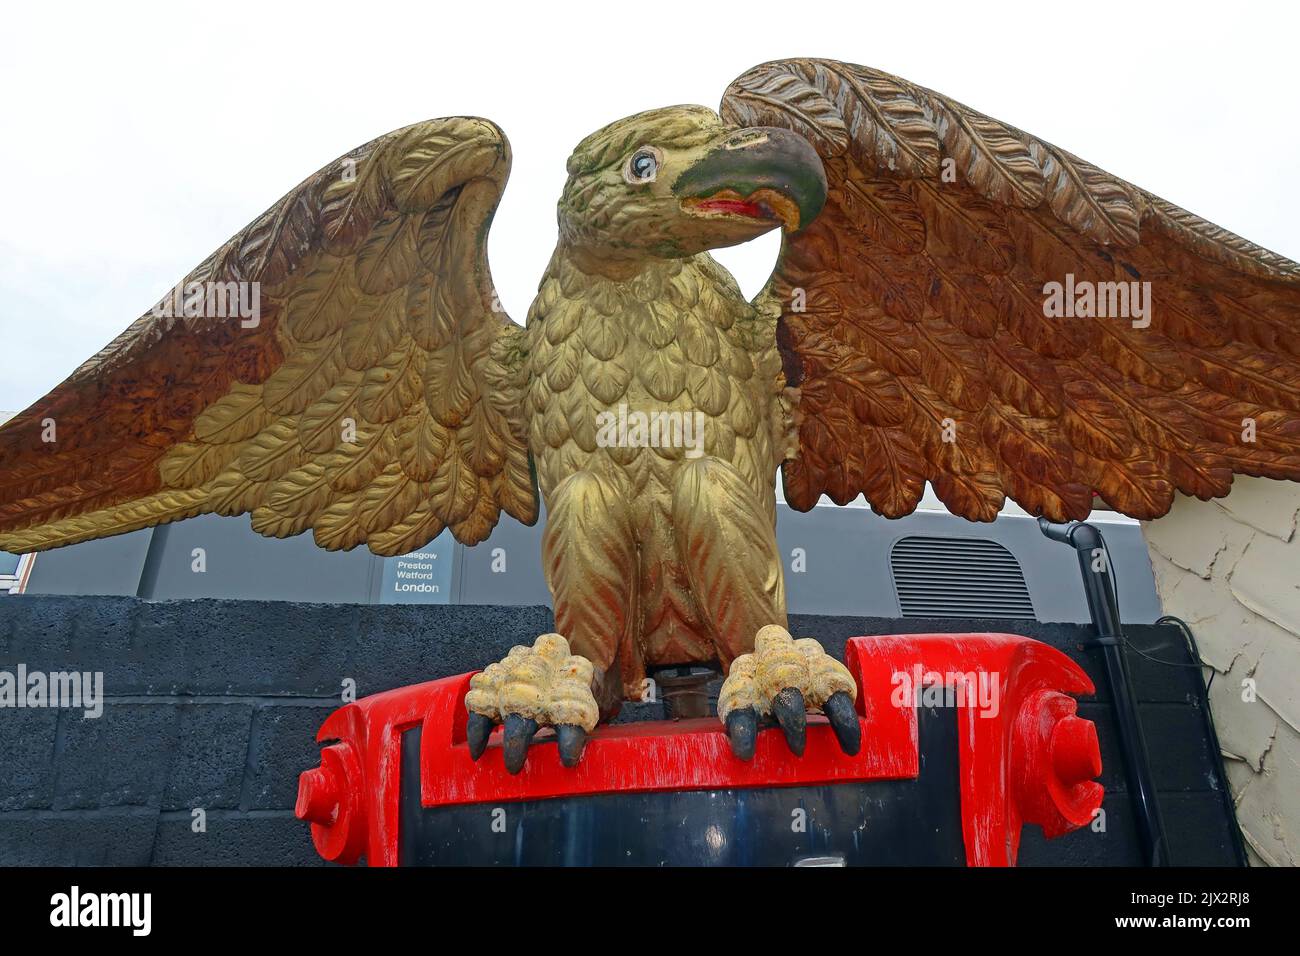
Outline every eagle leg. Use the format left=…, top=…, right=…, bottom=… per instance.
left=670, top=457, right=858, bottom=759
left=544, top=470, right=643, bottom=707
left=671, top=457, right=788, bottom=668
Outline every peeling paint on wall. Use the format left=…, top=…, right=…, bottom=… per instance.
left=1143, top=476, right=1300, bottom=867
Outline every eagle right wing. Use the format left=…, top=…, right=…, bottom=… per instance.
left=723, top=59, right=1300, bottom=522
left=0, top=118, right=537, bottom=555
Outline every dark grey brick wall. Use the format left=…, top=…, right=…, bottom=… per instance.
left=0, top=596, right=1243, bottom=866
left=0, top=596, right=554, bottom=866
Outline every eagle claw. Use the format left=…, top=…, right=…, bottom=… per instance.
left=725, top=707, right=759, bottom=761
left=770, top=687, right=808, bottom=756
left=823, top=690, right=861, bottom=756
left=718, top=625, right=860, bottom=760
left=463, top=633, right=600, bottom=774
left=466, top=711, right=495, bottom=761
left=502, top=714, right=540, bottom=774
left=556, top=724, right=589, bottom=768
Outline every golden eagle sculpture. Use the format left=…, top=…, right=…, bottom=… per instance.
left=2, top=59, right=1298, bottom=771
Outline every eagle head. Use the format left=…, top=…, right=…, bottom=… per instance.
left=558, top=105, right=826, bottom=262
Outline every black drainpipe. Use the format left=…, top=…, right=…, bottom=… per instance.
left=1038, top=517, right=1169, bottom=866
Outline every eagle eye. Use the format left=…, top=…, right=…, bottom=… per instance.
left=624, top=147, right=660, bottom=184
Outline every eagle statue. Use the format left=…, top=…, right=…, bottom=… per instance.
left=1, top=59, right=1298, bottom=772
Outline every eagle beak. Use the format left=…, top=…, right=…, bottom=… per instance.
left=672, top=127, right=827, bottom=233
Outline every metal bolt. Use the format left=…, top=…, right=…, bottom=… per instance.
left=1050, top=714, right=1101, bottom=785
left=296, top=764, right=340, bottom=826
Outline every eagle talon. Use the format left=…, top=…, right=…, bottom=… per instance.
left=556, top=724, right=588, bottom=768
left=823, top=690, right=861, bottom=756
left=466, top=712, right=495, bottom=761
left=463, top=633, right=601, bottom=773
left=718, top=624, right=859, bottom=759
left=502, top=713, right=539, bottom=775
left=770, top=687, right=807, bottom=756
left=726, top=707, right=759, bottom=760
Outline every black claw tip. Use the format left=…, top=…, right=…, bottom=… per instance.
left=556, top=724, right=588, bottom=768
left=726, top=707, right=759, bottom=761
left=466, top=712, right=495, bottom=761
left=502, top=714, right=539, bottom=775
left=771, top=687, right=807, bottom=756
left=823, top=691, right=861, bottom=756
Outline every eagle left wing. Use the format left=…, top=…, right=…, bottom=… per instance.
left=0, top=118, right=537, bottom=555
left=722, top=59, right=1300, bottom=521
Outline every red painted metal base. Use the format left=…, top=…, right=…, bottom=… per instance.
left=297, top=632, right=1103, bottom=867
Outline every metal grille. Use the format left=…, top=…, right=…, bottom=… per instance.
left=889, top=535, right=1036, bottom=620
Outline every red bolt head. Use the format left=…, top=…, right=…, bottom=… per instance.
left=1050, top=714, right=1102, bottom=785
left=295, top=764, right=339, bottom=826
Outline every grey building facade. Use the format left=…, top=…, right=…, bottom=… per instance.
left=5, top=493, right=1164, bottom=625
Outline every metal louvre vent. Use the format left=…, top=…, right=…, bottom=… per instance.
left=889, top=535, right=1036, bottom=620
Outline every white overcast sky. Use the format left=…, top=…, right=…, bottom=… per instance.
left=1, top=0, right=1297, bottom=413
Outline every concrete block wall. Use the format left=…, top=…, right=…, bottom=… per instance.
left=0, top=597, right=553, bottom=865
left=1143, top=476, right=1300, bottom=867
